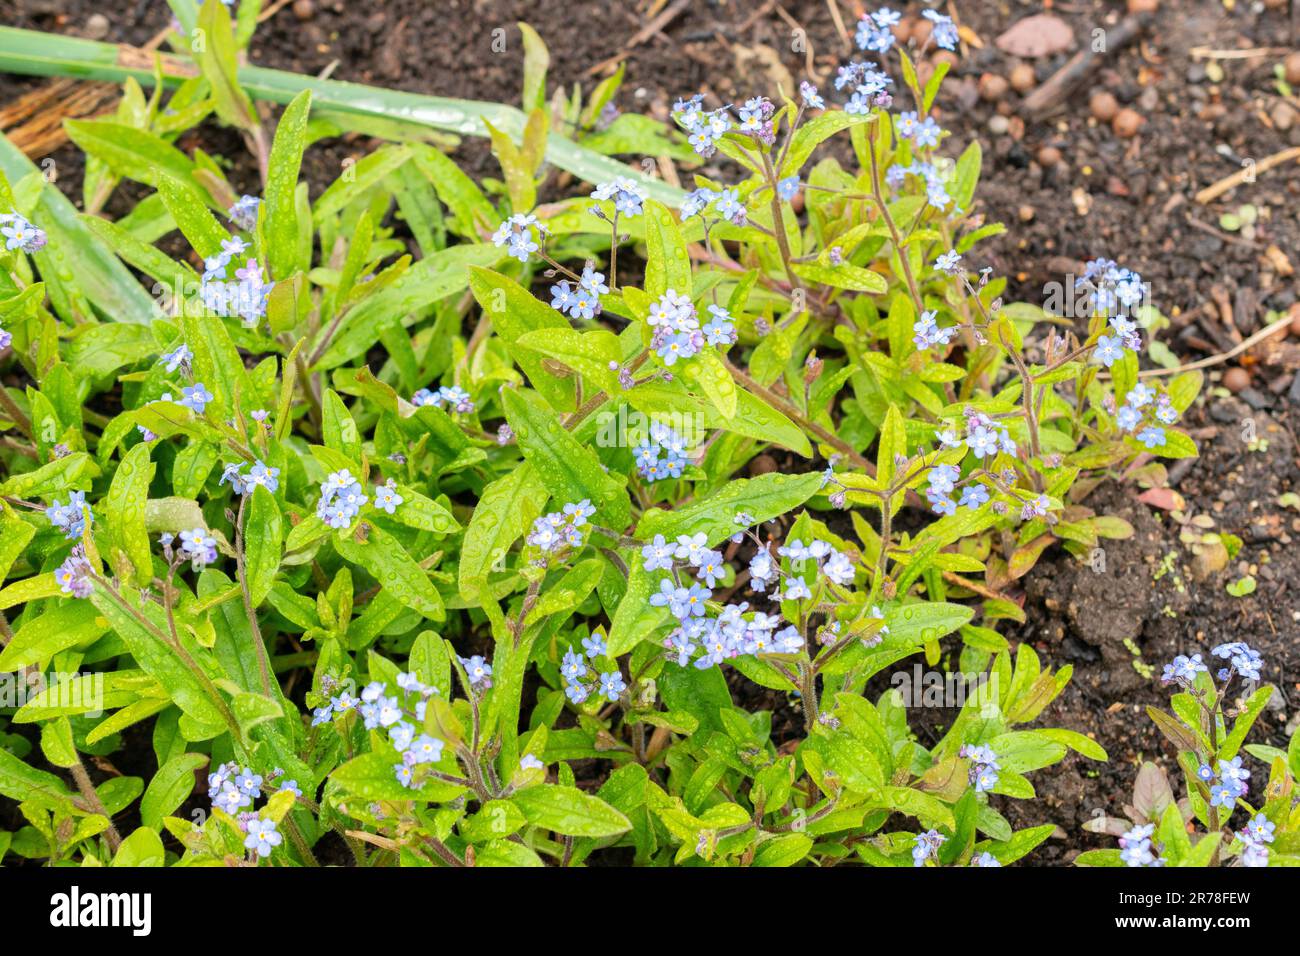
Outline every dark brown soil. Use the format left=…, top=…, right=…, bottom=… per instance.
left=3, top=0, right=1299, bottom=863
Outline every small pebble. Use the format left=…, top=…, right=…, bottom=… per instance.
left=978, top=73, right=1009, bottom=102
left=1284, top=52, right=1300, bottom=86
left=1009, top=63, right=1036, bottom=93
left=1112, top=108, right=1144, bottom=138
left=85, top=13, right=109, bottom=39
left=1272, top=102, right=1295, bottom=132
left=988, top=114, right=1010, bottom=135
left=293, top=0, right=316, bottom=20
left=1223, top=368, right=1251, bottom=393
left=1089, top=91, right=1119, bottom=122
left=1036, top=145, right=1062, bottom=167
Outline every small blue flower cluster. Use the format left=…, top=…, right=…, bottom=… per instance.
left=923, top=463, right=985, bottom=517
left=680, top=186, right=747, bottom=225
left=887, top=161, right=953, bottom=209
left=913, top=309, right=956, bottom=350
left=170, top=527, right=218, bottom=567
left=912, top=828, right=946, bottom=866
left=0, top=210, right=47, bottom=254
left=1115, top=381, right=1179, bottom=449
left=1198, top=756, right=1250, bottom=809
left=54, top=547, right=93, bottom=599
left=227, top=194, right=261, bottom=232
left=412, top=384, right=474, bottom=413
left=855, top=7, right=901, bottom=54
left=46, top=491, right=93, bottom=541
left=220, top=459, right=281, bottom=496
left=1077, top=258, right=1146, bottom=318
left=633, top=421, right=690, bottom=482
left=1238, top=813, right=1275, bottom=867
left=855, top=7, right=957, bottom=55
left=959, top=744, right=1001, bottom=793
left=312, top=674, right=444, bottom=788
left=672, top=94, right=738, bottom=157
left=1118, top=823, right=1164, bottom=867
left=835, top=60, right=893, bottom=113
left=1161, top=642, right=1263, bottom=686
left=1211, top=641, right=1263, bottom=682
left=647, top=289, right=736, bottom=366
left=590, top=177, right=647, bottom=217
left=207, top=760, right=297, bottom=858
left=526, top=500, right=595, bottom=554
left=200, top=238, right=274, bottom=327
left=1159, top=652, right=1207, bottom=685
left=550, top=265, right=609, bottom=320
left=637, top=526, right=869, bottom=673
left=315, top=468, right=368, bottom=529
left=971, top=851, right=1001, bottom=867
left=560, top=631, right=627, bottom=704
left=896, top=110, right=943, bottom=148
left=798, top=81, right=824, bottom=110
left=491, top=213, right=548, bottom=263
left=0, top=321, right=10, bottom=353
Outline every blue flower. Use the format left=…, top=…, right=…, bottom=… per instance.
left=582, top=631, right=608, bottom=658
left=409, top=734, right=444, bottom=765
left=934, top=250, right=963, bottom=274
left=599, top=671, right=627, bottom=701
left=696, top=550, right=728, bottom=588
left=491, top=214, right=547, bottom=263
left=1116, top=405, right=1141, bottom=431
left=590, top=177, right=647, bottom=217
left=681, top=187, right=714, bottom=218
left=180, top=382, right=214, bottom=414
left=799, top=81, right=824, bottom=109
left=0, top=212, right=47, bottom=253
left=923, top=9, right=959, bottom=51
left=1136, top=426, right=1166, bottom=449
left=47, top=491, right=93, bottom=541
left=1240, top=813, right=1275, bottom=846
left=373, top=481, right=403, bottom=514
left=1093, top=335, right=1124, bottom=368
left=460, top=655, right=493, bottom=690
left=228, top=195, right=261, bottom=231
left=561, top=650, right=587, bottom=682
left=1209, top=783, right=1237, bottom=809
left=1211, top=642, right=1263, bottom=681
left=1160, top=653, right=1207, bottom=684
left=912, top=829, right=945, bottom=866
left=641, top=534, right=676, bottom=571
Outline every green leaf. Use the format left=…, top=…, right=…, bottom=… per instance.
left=265, top=89, right=312, bottom=280
left=643, top=199, right=691, bottom=298
left=459, top=463, right=548, bottom=604
left=194, top=0, right=256, bottom=131
left=89, top=585, right=227, bottom=734
left=140, top=753, right=207, bottom=829
left=502, top=388, right=630, bottom=528
left=510, top=783, right=631, bottom=837
left=106, top=442, right=155, bottom=585
left=64, top=119, right=204, bottom=202
left=111, top=826, right=166, bottom=866
left=243, top=484, right=282, bottom=608
left=334, top=522, right=445, bottom=620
